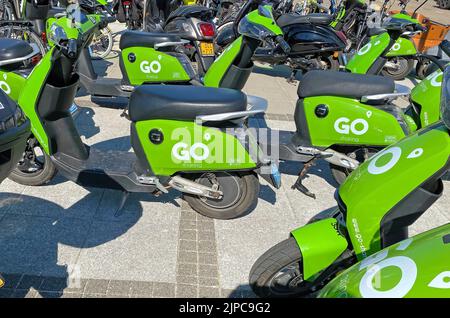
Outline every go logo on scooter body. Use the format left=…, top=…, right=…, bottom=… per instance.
left=171, top=133, right=212, bottom=161
left=426, top=69, right=443, bottom=88
left=367, top=146, right=423, bottom=175
left=140, top=55, right=162, bottom=74
left=334, top=117, right=369, bottom=136
left=0, top=74, right=11, bottom=95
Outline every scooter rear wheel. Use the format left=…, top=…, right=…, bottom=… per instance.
left=183, top=171, right=259, bottom=219
left=381, top=57, right=415, bottom=80
left=249, top=237, right=311, bottom=298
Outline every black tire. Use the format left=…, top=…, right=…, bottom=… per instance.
left=183, top=171, right=260, bottom=220
left=249, top=237, right=310, bottom=298
left=381, top=57, right=415, bottom=80
left=8, top=138, right=57, bottom=186
left=329, top=164, right=348, bottom=186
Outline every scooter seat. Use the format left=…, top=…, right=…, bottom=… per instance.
left=276, top=13, right=333, bottom=28
left=166, top=5, right=214, bottom=25
left=367, top=27, right=386, bottom=37
left=128, top=85, right=247, bottom=122
left=298, top=70, right=395, bottom=99
left=0, top=39, right=34, bottom=62
left=119, top=31, right=181, bottom=50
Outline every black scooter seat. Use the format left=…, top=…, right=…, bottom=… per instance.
left=367, top=27, right=386, bottom=37
left=166, top=5, right=213, bottom=25
left=119, top=31, right=181, bottom=50
left=0, top=39, right=34, bottom=61
left=298, top=70, right=395, bottom=99
left=277, top=13, right=333, bottom=28
left=128, top=85, right=247, bottom=122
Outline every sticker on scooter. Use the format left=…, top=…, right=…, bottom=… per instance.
left=368, top=147, right=423, bottom=175
left=334, top=117, right=369, bottom=135
left=0, top=74, right=11, bottom=95
left=427, top=70, right=443, bottom=88
left=357, top=43, right=372, bottom=56
left=140, top=56, right=162, bottom=74
left=172, top=142, right=209, bottom=161
left=391, top=42, right=401, bottom=51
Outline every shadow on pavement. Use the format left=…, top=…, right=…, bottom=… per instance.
left=0, top=192, right=142, bottom=298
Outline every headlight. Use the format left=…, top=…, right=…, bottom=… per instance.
left=238, top=16, right=274, bottom=40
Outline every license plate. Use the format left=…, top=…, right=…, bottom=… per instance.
left=200, top=42, right=214, bottom=56
left=270, top=163, right=282, bottom=189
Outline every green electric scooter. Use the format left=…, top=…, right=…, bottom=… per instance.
left=76, top=0, right=289, bottom=100
left=318, top=223, right=450, bottom=298
left=0, top=12, right=281, bottom=220
left=249, top=65, right=450, bottom=297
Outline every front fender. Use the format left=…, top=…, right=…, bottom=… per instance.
left=291, top=218, right=348, bottom=281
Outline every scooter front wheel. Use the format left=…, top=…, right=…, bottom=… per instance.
left=8, top=137, right=57, bottom=186
left=249, top=237, right=312, bottom=298
left=381, top=57, right=415, bottom=80
left=183, top=171, right=260, bottom=219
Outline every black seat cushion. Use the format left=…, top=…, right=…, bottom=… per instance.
left=298, top=70, right=395, bottom=99
left=119, top=31, right=181, bottom=50
left=367, top=27, right=386, bottom=37
left=277, top=13, right=333, bottom=28
left=166, top=5, right=213, bottom=25
left=128, top=85, right=247, bottom=122
left=0, top=39, right=34, bottom=61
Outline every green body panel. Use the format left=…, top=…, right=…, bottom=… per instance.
left=390, top=13, right=420, bottom=25
left=16, top=50, right=54, bottom=153
left=121, top=47, right=191, bottom=85
left=245, top=6, right=283, bottom=36
left=319, top=223, right=450, bottom=298
left=346, top=32, right=391, bottom=74
left=0, top=70, right=27, bottom=101
left=339, top=122, right=450, bottom=260
left=135, top=119, right=257, bottom=176
left=46, top=14, right=102, bottom=46
left=385, top=37, right=417, bottom=57
left=203, top=36, right=244, bottom=87
left=303, top=96, right=407, bottom=147
left=411, top=68, right=445, bottom=128
left=291, top=218, right=348, bottom=281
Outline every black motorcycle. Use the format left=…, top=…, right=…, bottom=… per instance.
left=215, top=0, right=346, bottom=78
left=113, top=0, right=144, bottom=29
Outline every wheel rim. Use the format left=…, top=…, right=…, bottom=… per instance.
left=196, top=172, right=242, bottom=209
left=268, top=260, right=306, bottom=296
left=90, top=30, right=111, bottom=58
left=384, top=57, right=410, bottom=77
left=341, top=147, right=378, bottom=176
left=16, top=138, right=45, bottom=175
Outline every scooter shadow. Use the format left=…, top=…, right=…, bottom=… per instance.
left=0, top=191, right=142, bottom=298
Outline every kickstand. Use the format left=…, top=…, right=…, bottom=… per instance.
left=291, top=159, right=317, bottom=199
left=287, top=69, right=298, bottom=84
left=114, top=191, right=130, bottom=217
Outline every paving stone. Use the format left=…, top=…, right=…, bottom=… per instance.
left=11, top=289, right=37, bottom=298
left=199, top=265, right=219, bottom=278
left=130, top=281, right=153, bottom=296
left=152, top=282, right=175, bottom=298
left=40, top=277, right=68, bottom=292
left=107, top=280, right=132, bottom=296
left=177, top=275, right=198, bottom=285
left=198, top=240, right=216, bottom=252
left=199, top=287, right=220, bottom=298
left=16, top=275, right=43, bottom=290
left=178, top=251, right=197, bottom=264
left=179, top=230, right=196, bottom=241
left=84, top=279, right=110, bottom=295
left=198, top=253, right=217, bottom=265
left=199, top=277, right=219, bottom=287
left=179, top=220, right=197, bottom=230
left=176, top=284, right=198, bottom=298
left=37, top=291, right=63, bottom=298
left=177, top=263, right=198, bottom=277
left=179, top=240, right=197, bottom=252
left=60, top=292, right=83, bottom=298
left=197, top=231, right=215, bottom=242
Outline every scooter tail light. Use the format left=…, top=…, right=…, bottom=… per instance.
left=198, top=22, right=215, bottom=37
left=123, top=0, right=131, bottom=5
left=41, top=32, right=47, bottom=43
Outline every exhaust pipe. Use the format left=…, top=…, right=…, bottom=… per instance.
left=169, top=176, right=223, bottom=199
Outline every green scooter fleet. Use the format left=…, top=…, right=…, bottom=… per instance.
left=0, top=0, right=448, bottom=298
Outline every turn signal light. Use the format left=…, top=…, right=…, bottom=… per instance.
left=198, top=22, right=215, bottom=37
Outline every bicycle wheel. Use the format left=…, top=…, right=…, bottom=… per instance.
left=0, top=24, right=47, bottom=56
left=89, top=27, right=114, bottom=60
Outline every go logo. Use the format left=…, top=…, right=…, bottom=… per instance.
left=427, top=70, right=443, bottom=88
left=358, top=238, right=450, bottom=298
left=0, top=74, right=11, bottom=95
left=334, top=117, right=369, bottom=136
left=368, top=146, right=423, bottom=175
left=140, top=56, right=162, bottom=74
left=172, top=142, right=209, bottom=161
left=357, top=43, right=372, bottom=56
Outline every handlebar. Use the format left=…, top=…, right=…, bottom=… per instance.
left=275, top=35, right=291, bottom=54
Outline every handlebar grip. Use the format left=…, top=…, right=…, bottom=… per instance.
left=67, top=39, right=77, bottom=58
left=440, top=40, right=450, bottom=57
left=276, top=36, right=291, bottom=54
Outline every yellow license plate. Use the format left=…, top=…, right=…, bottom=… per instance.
left=200, top=42, right=214, bottom=56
